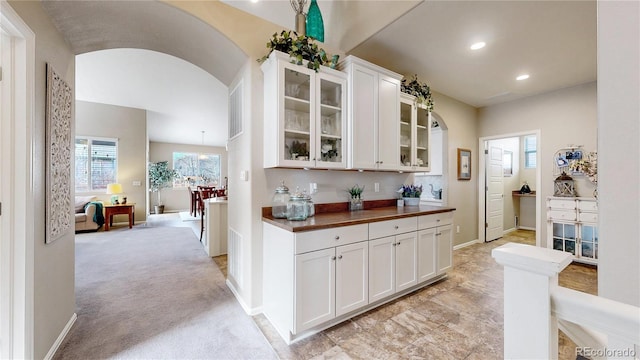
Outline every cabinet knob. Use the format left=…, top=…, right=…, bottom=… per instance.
left=338, top=255, right=343, bottom=259
left=331, top=256, right=336, bottom=260
left=379, top=161, right=384, bottom=164
left=392, top=243, right=397, bottom=247
left=335, top=235, right=340, bottom=240
left=394, top=225, right=399, bottom=230
left=436, top=232, right=441, bottom=236
left=436, top=219, right=440, bottom=222
left=397, top=241, right=401, bottom=246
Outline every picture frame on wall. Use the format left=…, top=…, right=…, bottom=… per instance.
left=457, top=148, right=471, bottom=180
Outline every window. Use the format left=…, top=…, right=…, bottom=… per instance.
left=524, top=135, right=537, bottom=168
left=75, top=137, right=118, bottom=192
left=173, top=152, right=221, bottom=187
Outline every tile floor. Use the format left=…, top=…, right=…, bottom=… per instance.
left=250, top=230, right=597, bottom=360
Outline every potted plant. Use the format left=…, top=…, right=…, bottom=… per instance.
left=399, top=184, right=423, bottom=206
left=257, top=30, right=339, bottom=72
left=149, top=161, right=179, bottom=214
left=401, top=74, right=434, bottom=112
left=346, top=184, right=365, bottom=211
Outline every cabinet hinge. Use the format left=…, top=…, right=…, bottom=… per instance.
left=0, top=66, right=3, bottom=82
left=484, top=149, right=489, bottom=154
left=485, top=222, right=488, bottom=228
left=0, top=202, right=2, bottom=216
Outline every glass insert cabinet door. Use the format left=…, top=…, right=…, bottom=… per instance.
left=283, top=67, right=313, bottom=163
left=580, top=224, right=598, bottom=260
left=414, top=105, right=430, bottom=169
left=552, top=222, right=577, bottom=255
left=399, top=100, right=412, bottom=167
left=316, top=72, right=346, bottom=168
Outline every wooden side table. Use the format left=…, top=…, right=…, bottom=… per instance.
left=104, top=203, right=135, bottom=231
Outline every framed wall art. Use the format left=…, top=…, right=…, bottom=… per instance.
left=457, top=148, right=471, bottom=180
left=45, top=63, right=73, bottom=243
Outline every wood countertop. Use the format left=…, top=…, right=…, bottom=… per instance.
left=262, top=203, right=456, bottom=232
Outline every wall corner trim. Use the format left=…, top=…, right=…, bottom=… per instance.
left=226, top=279, right=262, bottom=316
left=44, top=312, right=77, bottom=360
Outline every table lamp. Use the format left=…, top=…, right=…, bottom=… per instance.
left=106, top=183, right=123, bottom=204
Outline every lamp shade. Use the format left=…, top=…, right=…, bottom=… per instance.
left=106, top=183, right=123, bottom=194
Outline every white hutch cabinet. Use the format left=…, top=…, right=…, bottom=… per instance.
left=546, top=196, right=598, bottom=265
left=261, top=51, right=347, bottom=169
left=340, top=56, right=403, bottom=171
left=399, top=93, right=431, bottom=172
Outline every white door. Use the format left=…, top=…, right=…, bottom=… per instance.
left=294, top=248, right=335, bottom=333
left=335, top=241, right=368, bottom=316
left=417, top=228, right=437, bottom=283
left=368, top=236, right=395, bottom=302
left=436, top=224, right=453, bottom=274
left=487, top=145, right=504, bottom=241
left=395, top=232, right=417, bottom=292
left=377, top=75, right=400, bottom=170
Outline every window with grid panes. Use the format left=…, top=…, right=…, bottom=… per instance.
left=172, top=152, right=221, bottom=187
left=524, top=135, right=537, bottom=168
left=75, top=137, right=118, bottom=192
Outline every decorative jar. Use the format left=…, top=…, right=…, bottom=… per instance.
left=349, top=198, right=363, bottom=211
left=403, top=197, right=421, bottom=206
left=271, top=181, right=290, bottom=218
left=287, top=190, right=308, bottom=221
left=305, top=193, right=315, bottom=217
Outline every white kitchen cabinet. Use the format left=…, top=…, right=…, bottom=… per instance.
left=399, top=93, right=431, bottom=172
left=546, top=196, right=598, bottom=265
left=368, top=218, right=418, bottom=302
left=418, top=212, right=454, bottom=279
left=341, top=56, right=402, bottom=171
left=262, top=51, right=347, bottom=169
left=294, top=240, right=368, bottom=332
left=295, top=248, right=335, bottom=332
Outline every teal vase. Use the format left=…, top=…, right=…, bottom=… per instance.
left=306, top=0, right=324, bottom=42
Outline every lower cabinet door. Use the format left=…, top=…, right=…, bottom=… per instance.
left=295, top=248, right=336, bottom=333
left=368, top=236, right=395, bottom=303
left=436, top=225, right=453, bottom=274
left=417, top=228, right=437, bottom=283
left=336, top=241, right=369, bottom=316
left=395, top=232, right=417, bottom=292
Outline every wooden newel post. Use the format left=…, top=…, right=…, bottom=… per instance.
left=492, top=243, right=573, bottom=359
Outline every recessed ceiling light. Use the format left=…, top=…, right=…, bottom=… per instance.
left=470, top=42, right=486, bottom=50
left=250, top=0, right=259, bottom=3
left=516, top=74, right=530, bottom=81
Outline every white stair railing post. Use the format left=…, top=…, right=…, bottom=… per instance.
left=492, top=243, right=573, bottom=359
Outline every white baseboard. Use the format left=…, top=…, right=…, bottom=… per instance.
left=44, top=312, right=77, bottom=360
left=518, top=226, right=536, bottom=231
left=226, top=279, right=262, bottom=316
left=454, top=239, right=480, bottom=250
left=503, top=227, right=517, bottom=235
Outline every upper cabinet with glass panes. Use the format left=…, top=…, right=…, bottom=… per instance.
left=261, top=51, right=347, bottom=169
left=399, top=93, right=431, bottom=172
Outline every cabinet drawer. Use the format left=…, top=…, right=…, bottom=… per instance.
left=418, top=212, right=453, bottom=230
left=548, top=210, right=577, bottom=221
left=295, top=224, right=368, bottom=254
left=579, top=212, right=598, bottom=223
left=369, top=217, right=417, bottom=239
left=548, top=199, right=576, bottom=210
left=578, top=200, right=598, bottom=212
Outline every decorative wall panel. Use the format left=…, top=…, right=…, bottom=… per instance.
left=46, top=64, right=73, bottom=243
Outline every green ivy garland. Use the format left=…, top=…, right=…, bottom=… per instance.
left=401, top=74, right=435, bottom=112
left=257, top=30, right=339, bottom=72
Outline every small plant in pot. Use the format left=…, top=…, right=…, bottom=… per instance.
left=149, top=161, right=179, bottom=214
left=399, top=184, right=423, bottom=206
left=347, top=184, right=365, bottom=211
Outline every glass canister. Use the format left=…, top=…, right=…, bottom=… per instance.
left=271, top=181, right=290, bottom=218
left=287, top=190, right=308, bottom=221
left=304, top=191, right=315, bottom=217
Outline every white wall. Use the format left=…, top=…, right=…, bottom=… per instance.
left=597, top=1, right=640, bottom=307
left=7, top=1, right=75, bottom=358
left=478, top=82, right=597, bottom=245
left=76, top=101, right=148, bottom=222
left=149, top=141, right=228, bottom=213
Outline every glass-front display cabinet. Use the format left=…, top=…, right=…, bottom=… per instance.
left=399, top=93, right=431, bottom=172
left=262, top=50, right=346, bottom=169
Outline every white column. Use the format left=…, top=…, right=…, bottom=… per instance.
left=492, top=243, right=572, bottom=359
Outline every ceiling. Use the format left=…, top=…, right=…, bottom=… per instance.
left=42, top=0, right=597, bottom=146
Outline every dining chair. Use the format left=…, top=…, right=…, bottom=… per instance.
left=197, top=187, right=215, bottom=241
left=187, top=186, right=199, bottom=217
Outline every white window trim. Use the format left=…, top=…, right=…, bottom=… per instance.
left=75, top=136, right=119, bottom=193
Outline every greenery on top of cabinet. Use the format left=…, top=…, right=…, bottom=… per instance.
left=257, top=30, right=339, bottom=72
left=401, top=74, right=434, bottom=112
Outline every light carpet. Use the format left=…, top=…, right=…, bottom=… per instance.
left=179, top=211, right=199, bottom=222
left=55, top=227, right=276, bottom=360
